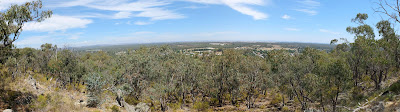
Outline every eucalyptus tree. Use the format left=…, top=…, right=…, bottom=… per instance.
left=346, top=13, right=376, bottom=86
left=325, top=57, right=352, bottom=112
left=240, top=55, right=270, bottom=109
left=266, top=50, right=292, bottom=104
left=0, top=0, right=52, bottom=63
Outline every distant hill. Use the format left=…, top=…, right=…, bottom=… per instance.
left=72, top=42, right=335, bottom=52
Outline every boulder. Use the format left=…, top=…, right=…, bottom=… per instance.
left=3, top=109, right=12, bottom=112
left=304, top=108, right=321, bottom=112
left=371, top=102, right=384, bottom=112
left=122, top=101, right=150, bottom=112
left=135, top=102, right=150, bottom=112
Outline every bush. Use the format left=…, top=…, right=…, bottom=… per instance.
left=168, top=102, right=181, bottom=110
left=87, top=94, right=100, bottom=108
left=270, top=94, right=283, bottom=105
left=125, top=95, right=140, bottom=105
left=193, top=101, right=210, bottom=111
left=85, top=73, right=106, bottom=108
left=388, top=80, right=400, bottom=94
left=111, top=105, right=120, bottom=112
left=351, top=87, right=365, bottom=102
left=282, top=106, right=290, bottom=112
left=210, top=98, right=219, bottom=106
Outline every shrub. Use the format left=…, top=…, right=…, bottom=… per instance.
left=210, top=98, right=219, bottom=106
left=270, top=94, right=283, bottom=105
left=85, top=73, right=106, bottom=108
left=87, top=94, right=100, bottom=108
left=111, top=105, right=120, bottom=112
left=193, top=101, right=210, bottom=111
left=125, top=95, right=140, bottom=105
left=388, top=80, right=400, bottom=94
left=282, top=106, right=290, bottom=112
left=168, top=102, right=181, bottom=110
left=351, top=87, right=365, bottom=102
left=30, top=94, right=50, bottom=110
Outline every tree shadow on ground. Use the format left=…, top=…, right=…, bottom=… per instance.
left=0, top=89, right=36, bottom=112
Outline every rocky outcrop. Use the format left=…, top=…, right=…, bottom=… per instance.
left=122, top=101, right=150, bottom=112
left=370, top=102, right=384, bottom=112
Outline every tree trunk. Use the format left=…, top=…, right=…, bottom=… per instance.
left=160, top=98, right=167, bottom=112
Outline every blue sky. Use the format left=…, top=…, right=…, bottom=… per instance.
left=0, top=0, right=386, bottom=48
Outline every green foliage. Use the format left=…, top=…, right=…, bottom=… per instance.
left=31, top=94, right=50, bottom=109
left=0, top=0, right=52, bottom=63
left=282, top=106, right=290, bottom=112
left=388, top=80, right=400, bottom=94
left=210, top=98, right=220, bottom=106
left=193, top=101, right=210, bottom=111
left=270, top=94, right=283, bottom=105
left=85, top=73, right=106, bottom=107
left=168, top=102, right=182, bottom=110
left=124, top=95, right=140, bottom=105
left=111, top=105, right=120, bottom=112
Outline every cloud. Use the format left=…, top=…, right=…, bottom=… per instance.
left=113, top=11, right=133, bottom=19
left=14, top=36, right=48, bottom=47
left=23, top=15, right=93, bottom=32
left=298, top=0, right=320, bottom=8
left=55, top=0, right=268, bottom=20
left=319, top=29, right=340, bottom=35
left=285, top=28, right=300, bottom=31
left=185, top=0, right=269, bottom=20
left=133, top=21, right=153, bottom=25
left=282, top=14, right=291, bottom=20
left=295, top=9, right=317, bottom=15
left=295, top=0, right=320, bottom=15
left=56, top=0, right=184, bottom=21
left=135, top=8, right=185, bottom=20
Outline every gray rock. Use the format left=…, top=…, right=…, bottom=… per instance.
left=122, top=101, right=150, bottom=112
left=3, top=109, right=12, bottom=112
left=304, top=108, right=321, bottom=112
left=371, top=102, right=384, bottom=112
left=135, top=102, right=150, bottom=112
left=74, top=99, right=87, bottom=107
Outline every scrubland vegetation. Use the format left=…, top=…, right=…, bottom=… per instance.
left=1, top=0, right=400, bottom=112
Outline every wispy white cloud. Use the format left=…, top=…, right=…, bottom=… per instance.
left=185, top=0, right=269, bottom=20
left=113, top=11, right=133, bottom=19
left=295, top=0, right=320, bottom=15
left=298, top=0, right=320, bottom=8
left=133, top=21, right=153, bottom=25
left=56, top=0, right=184, bottom=21
left=14, top=36, right=48, bottom=47
left=282, top=14, right=291, bottom=20
left=319, top=29, right=340, bottom=35
left=295, top=9, right=317, bottom=15
left=23, top=15, right=93, bottom=32
left=285, top=28, right=300, bottom=31
left=55, top=0, right=269, bottom=20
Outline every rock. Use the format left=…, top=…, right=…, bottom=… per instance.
left=135, top=102, right=150, bottom=112
left=3, top=109, right=12, bottom=112
left=122, top=101, right=150, bottom=112
left=304, top=108, right=321, bottom=112
left=371, top=102, right=384, bottom=112
left=74, top=99, right=87, bottom=107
